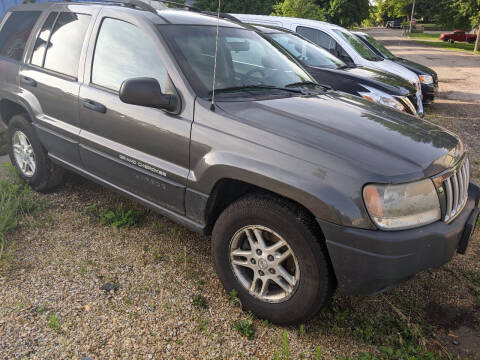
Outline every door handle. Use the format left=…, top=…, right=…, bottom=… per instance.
left=20, top=76, right=37, bottom=87
left=83, top=99, right=106, bottom=114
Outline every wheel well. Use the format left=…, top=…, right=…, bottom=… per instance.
left=203, top=178, right=323, bottom=239
left=0, top=100, right=29, bottom=126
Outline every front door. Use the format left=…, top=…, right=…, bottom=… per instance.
left=78, top=12, right=192, bottom=214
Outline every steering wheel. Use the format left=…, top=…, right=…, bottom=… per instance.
left=245, top=68, right=266, bottom=80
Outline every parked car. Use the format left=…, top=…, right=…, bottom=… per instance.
left=252, top=25, right=420, bottom=115
left=354, top=31, right=438, bottom=105
left=439, top=30, right=477, bottom=43
left=232, top=14, right=424, bottom=115
left=1, top=1, right=479, bottom=325
left=386, top=20, right=402, bottom=29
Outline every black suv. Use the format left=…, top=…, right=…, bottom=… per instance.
left=253, top=25, right=420, bottom=115
left=354, top=31, right=438, bottom=105
left=0, top=1, right=479, bottom=324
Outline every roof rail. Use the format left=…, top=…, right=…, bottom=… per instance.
left=155, top=0, right=200, bottom=12
left=20, top=0, right=161, bottom=12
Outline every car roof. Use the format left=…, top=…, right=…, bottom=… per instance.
left=231, top=14, right=344, bottom=31
left=11, top=2, right=244, bottom=28
left=352, top=31, right=368, bottom=37
left=251, top=24, right=289, bottom=34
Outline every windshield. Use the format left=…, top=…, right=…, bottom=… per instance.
left=362, top=34, right=396, bottom=60
left=160, top=25, right=315, bottom=98
left=269, top=32, right=346, bottom=69
left=332, top=29, right=383, bottom=61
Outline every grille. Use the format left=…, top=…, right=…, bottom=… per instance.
left=443, top=157, right=470, bottom=222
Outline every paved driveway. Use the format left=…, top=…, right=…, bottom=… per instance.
left=363, top=29, right=480, bottom=119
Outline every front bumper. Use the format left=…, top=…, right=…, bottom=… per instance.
left=319, top=183, right=480, bottom=295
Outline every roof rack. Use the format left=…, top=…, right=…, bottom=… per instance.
left=20, top=0, right=234, bottom=19
left=21, top=0, right=159, bottom=12
left=156, top=0, right=200, bottom=12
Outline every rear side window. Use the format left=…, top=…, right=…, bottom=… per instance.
left=0, top=11, right=41, bottom=61
left=31, top=12, right=58, bottom=67
left=43, top=12, right=91, bottom=77
left=91, top=18, right=167, bottom=92
left=296, top=26, right=336, bottom=52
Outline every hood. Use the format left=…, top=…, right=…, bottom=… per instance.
left=367, top=59, right=420, bottom=85
left=342, top=66, right=416, bottom=94
left=217, top=92, right=459, bottom=182
left=394, top=58, right=437, bottom=78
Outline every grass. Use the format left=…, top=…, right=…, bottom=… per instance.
left=84, top=202, right=144, bottom=228
left=229, top=289, right=240, bottom=306
left=192, top=294, right=208, bottom=309
left=234, top=319, right=255, bottom=340
left=465, top=271, right=480, bottom=305
left=47, top=314, right=61, bottom=332
left=0, top=164, right=44, bottom=260
left=100, top=205, right=144, bottom=228
left=408, top=33, right=477, bottom=53
left=316, top=301, right=443, bottom=360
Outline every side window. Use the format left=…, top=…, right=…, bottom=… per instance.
left=297, top=26, right=336, bottom=53
left=31, top=12, right=57, bottom=67
left=0, top=11, right=41, bottom=61
left=92, top=18, right=167, bottom=92
left=335, top=43, right=354, bottom=65
left=43, top=12, right=91, bottom=77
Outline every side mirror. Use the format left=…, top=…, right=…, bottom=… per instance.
left=119, top=77, right=178, bottom=112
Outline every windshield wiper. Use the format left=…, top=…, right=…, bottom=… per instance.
left=285, top=81, right=330, bottom=90
left=209, top=85, right=303, bottom=96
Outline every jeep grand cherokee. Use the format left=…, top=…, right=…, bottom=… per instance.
left=0, top=1, right=478, bottom=324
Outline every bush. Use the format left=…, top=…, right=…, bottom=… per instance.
left=0, top=166, right=40, bottom=258
left=100, top=205, right=144, bottom=228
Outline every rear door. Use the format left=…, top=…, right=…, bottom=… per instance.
left=0, top=9, right=41, bottom=107
left=78, top=9, right=192, bottom=214
left=20, top=4, right=97, bottom=166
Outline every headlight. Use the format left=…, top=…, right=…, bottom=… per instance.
left=359, top=85, right=405, bottom=112
left=363, top=179, right=441, bottom=230
left=419, top=75, right=433, bottom=85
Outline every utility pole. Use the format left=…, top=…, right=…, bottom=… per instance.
left=409, top=0, right=416, bottom=33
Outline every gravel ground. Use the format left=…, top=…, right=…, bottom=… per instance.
left=1, top=32, right=480, bottom=360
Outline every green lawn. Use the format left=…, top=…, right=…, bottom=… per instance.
left=408, top=32, right=477, bottom=53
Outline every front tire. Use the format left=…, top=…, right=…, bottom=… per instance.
left=7, top=114, right=64, bottom=191
left=212, top=194, right=335, bottom=324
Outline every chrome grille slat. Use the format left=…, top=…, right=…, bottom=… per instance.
left=445, top=178, right=453, bottom=221
left=452, top=172, right=459, bottom=215
left=458, top=168, right=464, bottom=210
left=441, top=156, right=470, bottom=222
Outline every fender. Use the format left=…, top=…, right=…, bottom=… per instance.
left=188, top=149, right=374, bottom=230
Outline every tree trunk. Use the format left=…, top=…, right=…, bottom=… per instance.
left=475, top=28, right=480, bottom=54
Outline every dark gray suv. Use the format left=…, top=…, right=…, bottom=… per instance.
left=0, top=1, right=479, bottom=324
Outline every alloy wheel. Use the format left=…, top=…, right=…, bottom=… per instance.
left=229, top=225, right=300, bottom=303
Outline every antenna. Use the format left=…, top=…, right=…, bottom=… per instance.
left=210, top=0, right=221, bottom=111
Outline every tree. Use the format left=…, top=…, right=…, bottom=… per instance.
left=327, top=0, right=370, bottom=27
left=271, top=0, right=327, bottom=20
left=194, top=0, right=276, bottom=14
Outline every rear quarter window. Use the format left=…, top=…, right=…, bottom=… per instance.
left=0, top=11, right=41, bottom=61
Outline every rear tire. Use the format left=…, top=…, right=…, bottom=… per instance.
left=7, top=114, right=64, bottom=192
left=448, top=39, right=455, bottom=44
left=212, top=194, right=335, bottom=324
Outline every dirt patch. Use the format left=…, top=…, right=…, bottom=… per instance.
left=436, top=326, right=480, bottom=360
left=424, top=302, right=479, bottom=330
